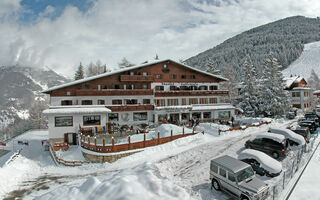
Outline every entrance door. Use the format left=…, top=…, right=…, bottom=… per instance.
left=169, top=113, right=179, bottom=124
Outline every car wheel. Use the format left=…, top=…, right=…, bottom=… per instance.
left=212, top=179, right=221, bottom=191
left=241, top=195, right=249, bottom=200
left=272, top=152, right=279, bottom=159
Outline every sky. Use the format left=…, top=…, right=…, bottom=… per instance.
left=0, top=0, right=320, bottom=77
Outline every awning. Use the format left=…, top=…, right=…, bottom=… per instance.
left=192, top=104, right=235, bottom=111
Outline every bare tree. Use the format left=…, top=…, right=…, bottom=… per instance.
left=118, top=57, right=135, bottom=69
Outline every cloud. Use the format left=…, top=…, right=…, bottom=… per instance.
left=0, top=0, right=319, bottom=77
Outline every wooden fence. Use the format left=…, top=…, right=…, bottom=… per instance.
left=49, top=145, right=89, bottom=166
left=81, top=128, right=197, bottom=153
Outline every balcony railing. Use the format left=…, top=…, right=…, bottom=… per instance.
left=74, top=89, right=154, bottom=96
left=154, top=90, right=229, bottom=97
left=120, top=75, right=154, bottom=82
left=106, top=104, right=154, bottom=112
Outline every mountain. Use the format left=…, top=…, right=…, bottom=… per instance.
left=185, top=16, right=320, bottom=80
left=283, top=41, right=320, bottom=78
left=0, top=66, right=70, bottom=132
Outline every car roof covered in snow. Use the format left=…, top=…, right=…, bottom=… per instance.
left=254, top=132, right=286, bottom=143
left=268, top=128, right=305, bottom=145
left=238, top=149, right=282, bottom=174
left=211, top=155, right=250, bottom=173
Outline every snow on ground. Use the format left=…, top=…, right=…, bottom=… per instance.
left=282, top=41, right=320, bottom=78
left=289, top=135, right=320, bottom=200
left=0, top=119, right=315, bottom=200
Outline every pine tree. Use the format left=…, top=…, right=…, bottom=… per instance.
left=308, top=69, right=320, bottom=108
left=237, top=56, right=260, bottom=117
left=259, top=53, right=290, bottom=117
left=220, top=63, right=237, bottom=104
left=118, top=57, right=135, bottom=69
left=74, top=62, right=84, bottom=80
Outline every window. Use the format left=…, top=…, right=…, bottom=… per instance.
left=114, top=84, right=120, bottom=89
left=155, top=99, right=165, bottom=106
left=203, top=112, right=211, bottom=119
left=143, top=84, right=148, bottom=89
left=143, top=99, right=151, bottom=104
left=83, top=115, right=101, bottom=126
left=170, top=86, right=178, bottom=91
left=142, top=72, right=148, bottom=76
left=218, top=111, right=231, bottom=119
left=167, top=99, right=179, bottom=106
left=162, top=64, right=169, bottom=73
left=128, top=84, right=135, bottom=89
left=170, top=74, right=177, bottom=79
left=66, top=91, right=71, bottom=96
left=180, top=86, right=190, bottom=90
left=219, top=168, right=226, bottom=178
left=108, top=113, right=118, bottom=121
left=211, top=164, right=218, bottom=173
left=199, top=86, right=208, bottom=90
left=112, top=99, right=122, bottom=105
left=130, top=71, right=135, bottom=75
left=125, top=99, right=138, bottom=104
left=292, top=92, right=300, bottom=97
left=61, top=100, right=72, bottom=106
left=304, top=92, right=309, bottom=97
left=181, top=75, right=186, bottom=79
left=199, top=98, right=208, bottom=104
left=190, top=75, right=196, bottom=79
left=210, top=85, right=218, bottom=90
left=97, top=100, right=105, bottom=105
left=189, top=98, right=198, bottom=104
left=55, top=116, right=73, bottom=127
left=155, top=74, right=162, bottom=79
left=133, top=112, right=148, bottom=121
left=155, top=86, right=164, bottom=91
left=209, top=98, right=217, bottom=104
left=228, top=172, right=236, bottom=182
left=181, top=98, right=187, bottom=105
left=84, top=84, right=90, bottom=89
left=82, top=100, right=93, bottom=105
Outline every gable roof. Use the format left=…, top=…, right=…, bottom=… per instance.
left=42, top=59, right=228, bottom=93
left=284, top=76, right=306, bottom=89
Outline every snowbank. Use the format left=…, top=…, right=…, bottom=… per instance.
left=238, top=149, right=282, bottom=174
left=155, top=124, right=193, bottom=138
left=269, top=128, right=305, bottom=146
left=36, top=163, right=191, bottom=200
left=255, top=132, right=285, bottom=143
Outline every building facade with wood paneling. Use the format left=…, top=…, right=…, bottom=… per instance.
left=43, top=59, right=235, bottom=142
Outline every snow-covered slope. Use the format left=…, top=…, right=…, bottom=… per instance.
left=283, top=41, right=320, bottom=79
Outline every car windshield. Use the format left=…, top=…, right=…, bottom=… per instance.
left=236, top=167, right=255, bottom=182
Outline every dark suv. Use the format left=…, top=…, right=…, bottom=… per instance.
left=245, top=134, right=289, bottom=160
left=298, top=119, right=317, bottom=133
left=291, top=127, right=311, bottom=143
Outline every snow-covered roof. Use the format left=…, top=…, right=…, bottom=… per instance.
left=254, top=132, right=285, bottom=143
left=238, top=149, right=282, bottom=174
left=191, top=104, right=235, bottom=111
left=43, top=106, right=111, bottom=115
left=268, top=128, right=305, bottom=146
left=42, top=59, right=228, bottom=93
left=283, top=76, right=307, bottom=89
left=292, top=87, right=311, bottom=90
left=313, top=90, right=320, bottom=95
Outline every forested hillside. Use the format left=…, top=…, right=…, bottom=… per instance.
left=185, top=16, right=320, bottom=79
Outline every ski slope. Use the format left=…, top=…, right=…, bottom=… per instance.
left=283, top=41, right=320, bottom=79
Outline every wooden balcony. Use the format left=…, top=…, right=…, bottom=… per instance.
left=120, top=75, right=154, bottom=82
left=154, top=90, right=229, bottom=97
left=106, top=104, right=154, bottom=112
left=75, top=89, right=154, bottom=96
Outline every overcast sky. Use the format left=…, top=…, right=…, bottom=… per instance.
left=0, top=0, right=319, bottom=77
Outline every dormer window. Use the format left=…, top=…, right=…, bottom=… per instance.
left=162, top=64, right=170, bottom=73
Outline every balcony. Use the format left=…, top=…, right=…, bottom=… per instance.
left=106, top=104, right=154, bottom=112
left=120, top=75, right=154, bottom=82
left=154, top=90, right=229, bottom=97
left=75, top=89, right=154, bottom=96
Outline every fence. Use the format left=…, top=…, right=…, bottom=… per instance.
left=81, top=128, right=198, bottom=153
left=267, top=133, right=319, bottom=199
left=219, top=120, right=272, bottom=134
left=49, top=145, right=89, bottom=166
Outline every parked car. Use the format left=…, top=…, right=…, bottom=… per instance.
left=238, top=149, right=282, bottom=177
left=304, top=112, right=320, bottom=127
left=298, top=119, right=317, bottom=133
left=245, top=133, right=289, bottom=160
left=268, top=128, right=305, bottom=147
left=286, top=112, right=295, bottom=119
left=316, top=107, right=320, bottom=118
left=210, top=155, right=269, bottom=200
left=290, top=127, right=311, bottom=143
